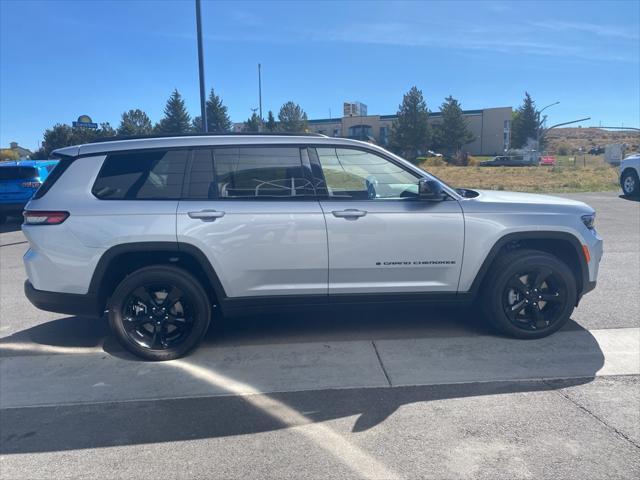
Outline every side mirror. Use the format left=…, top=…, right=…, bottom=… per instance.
left=418, top=178, right=445, bottom=201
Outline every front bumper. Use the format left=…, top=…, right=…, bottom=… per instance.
left=24, top=280, right=103, bottom=318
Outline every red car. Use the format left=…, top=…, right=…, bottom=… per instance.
left=540, top=155, right=556, bottom=166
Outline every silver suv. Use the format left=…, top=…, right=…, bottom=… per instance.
left=22, top=134, right=603, bottom=360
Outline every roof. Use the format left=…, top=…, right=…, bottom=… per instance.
left=0, top=160, right=58, bottom=168
left=52, top=135, right=375, bottom=158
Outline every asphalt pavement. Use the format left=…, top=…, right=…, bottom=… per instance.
left=0, top=191, right=638, bottom=479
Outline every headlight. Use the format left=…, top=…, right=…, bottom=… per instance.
left=581, top=213, right=596, bottom=230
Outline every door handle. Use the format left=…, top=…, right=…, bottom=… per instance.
left=332, top=209, right=367, bottom=219
left=188, top=210, right=225, bottom=221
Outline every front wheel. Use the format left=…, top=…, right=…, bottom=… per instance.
left=108, top=265, right=211, bottom=360
left=621, top=169, right=639, bottom=197
left=482, top=249, right=577, bottom=339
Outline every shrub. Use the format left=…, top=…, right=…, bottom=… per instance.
left=419, top=156, right=445, bottom=167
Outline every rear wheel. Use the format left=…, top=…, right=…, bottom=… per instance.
left=621, top=169, right=639, bottom=197
left=108, top=265, right=211, bottom=360
left=482, top=249, right=576, bottom=339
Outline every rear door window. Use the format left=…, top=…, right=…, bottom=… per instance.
left=212, top=146, right=313, bottom=199
left=93, top=150, right=188, bottom=200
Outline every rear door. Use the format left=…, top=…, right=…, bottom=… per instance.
left=176, top=146, right=328, bottom=299
left=311, top=146, right=464, bottom=296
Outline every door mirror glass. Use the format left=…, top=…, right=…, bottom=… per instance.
left=418, top=178, right=445, bottom=201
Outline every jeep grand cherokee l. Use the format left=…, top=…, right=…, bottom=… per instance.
left=22, top=134, right=602, bottom=360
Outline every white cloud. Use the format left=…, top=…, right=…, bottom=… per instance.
left=528, top=20, right=639, bottom=41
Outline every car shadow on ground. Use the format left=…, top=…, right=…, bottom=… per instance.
left=0, top=216, right=22, bottom=234
left=0, top=307, right=604, bottom=454
left=619, top=194, right=640, bottom=202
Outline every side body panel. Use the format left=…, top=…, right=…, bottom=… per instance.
left=23, top=155, right=179, bottom=294
left=177, top=200, right=328, bottom=298
left=320, top=199, right=464, bottom=294
left=458, top=191, right=603, bottom=291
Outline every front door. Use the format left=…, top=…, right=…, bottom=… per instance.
left=177, top=146, right=328, bottom=299
left=312, top=146, right=464, bottom=296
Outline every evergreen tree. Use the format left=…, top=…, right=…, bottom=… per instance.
left=155, top=89, right=191, bottom=135
left=438, top=95, right=474, bottom=157
left=192, top=88, right=232, bottom=133
left=117, top=109, right=153, bottom=136
left=389, top=86, right=430, bottom=162
left=278, top=101, right=308, bottom=133
left=265, top=110, right=277, bottom=132
left=243, top=112, right=261, bottom=132
left=511, top=92, right=538, bottom=149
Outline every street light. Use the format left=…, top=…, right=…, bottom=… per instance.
left=195, top=0, right=207, bottom=133
left=536, top=101, right=560, bottom=152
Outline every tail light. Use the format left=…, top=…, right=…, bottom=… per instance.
left=21, top=181, right=42, bottom=189
left=23, top=211, right=69, bottom=225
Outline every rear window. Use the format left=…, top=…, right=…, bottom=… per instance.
left=0, top=166, right=38, bottom=181
left=92, top=150, right=188, bottom=200
left=32, top=159, right=70, bottom=200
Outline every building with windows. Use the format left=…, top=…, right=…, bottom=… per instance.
left=307, top=104, right=512, bottom=156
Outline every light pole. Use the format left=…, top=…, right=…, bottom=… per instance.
left=258, top=63, right=263, bottom=122
left=536, top=101, right=560, bottom=152
left=195, top=0, right=207, bottom=133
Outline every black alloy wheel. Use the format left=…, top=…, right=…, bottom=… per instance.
left=122, top=284, right=195, bottom=350
left=502, top=267, right=567, bottom=331
left=482, top=249, right=577, bottom=339
left=108, top=265, right=211, bottom=361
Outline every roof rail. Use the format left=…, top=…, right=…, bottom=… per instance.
left=88, top=132, right=327, bottom=144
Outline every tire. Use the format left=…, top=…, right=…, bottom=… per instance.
left=108, top=265, right=211, bottom=361
left=481, top=249, right=577, bottom=339
left=621, top=169, right=640, bottom=197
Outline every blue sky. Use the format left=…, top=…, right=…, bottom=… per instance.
left=1, top=0, right=639, bottom=150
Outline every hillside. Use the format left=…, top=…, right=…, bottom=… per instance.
left=546, top=127, right=639, bottom=154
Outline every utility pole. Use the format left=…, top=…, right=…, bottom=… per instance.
left=258, top=63, right=263, bottom=121
left=195, top=0, right=207, bottom=133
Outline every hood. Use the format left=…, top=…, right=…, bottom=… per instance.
left=468, top=189, right=594, bottom=213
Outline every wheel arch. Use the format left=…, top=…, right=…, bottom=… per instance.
left=468, top=231, right=589, bottom=304
left=89, top=242, right=227, bottom=313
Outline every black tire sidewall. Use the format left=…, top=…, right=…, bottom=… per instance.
left=484, top=252, right=577, bottom=339
left=108, top=266, right=211, bottom=361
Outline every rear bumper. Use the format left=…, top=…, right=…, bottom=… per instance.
left=0, top=202, right=26, bottom=214
left=24, top=280, right=103, bottom=318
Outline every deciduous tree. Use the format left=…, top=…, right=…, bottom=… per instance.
left=278, top=102, right=308, bottom=133
left=117, top=109, right=153, bottom=136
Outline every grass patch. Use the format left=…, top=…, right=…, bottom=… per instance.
left=423, top=163, right=619, bottom=193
